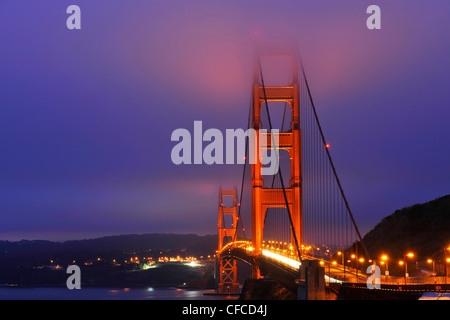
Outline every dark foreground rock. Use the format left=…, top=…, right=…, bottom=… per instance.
left=239, top=278, right=296, bottom=300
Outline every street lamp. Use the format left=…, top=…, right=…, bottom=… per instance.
left=337, top=251, right=345, bottom=277
left=400, top=252, right=415, bottom=285
left=427, top=258, right=435, bottom=273
left=405, top=251, right=418, bottom=273
left=350, top=254, right=356, bottom=269
left=427, top=258, right=436, bottom=283
left=446, top=257, right=450, bottom=285
left=348, top=254, right=359, bottom=282
left=398, top=260, right=407, bottom=285
left=445, top=246, right=450, bottom=284
left=381, top=255, right=389, bottom=276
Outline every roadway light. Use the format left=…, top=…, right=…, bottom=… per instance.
left=399, top=259, right=409, bottom=285
left=445, top=256, right=450, bottom=285
left=427, top=258, right=436, bottom=275
left=405, top=251, right=418, bottom=272
left=381, top=255, right=389, bottom=276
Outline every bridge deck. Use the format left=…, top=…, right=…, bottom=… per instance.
left=219, top=242, right=450, bottom=295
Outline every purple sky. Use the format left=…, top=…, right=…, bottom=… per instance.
left=1, top=1, right=449, bottom=241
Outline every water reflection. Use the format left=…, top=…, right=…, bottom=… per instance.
left=0, top=287, right=237, bottom=300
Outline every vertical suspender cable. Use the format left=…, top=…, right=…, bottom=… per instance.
left=233, top=94, right=253, bottom=243
left=298, top=56, right=370, bottom=260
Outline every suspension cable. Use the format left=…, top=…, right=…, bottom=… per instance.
left=298, top=56, right=370, bottom=259
left=233, top=93, right=253, bottom=243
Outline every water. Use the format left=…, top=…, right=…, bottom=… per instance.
left=419, top=292, right=450, bottom=300
left=0, top=286, right=237, bottom=300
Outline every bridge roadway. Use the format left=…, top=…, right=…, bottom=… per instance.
left=220, top=241, right=368, bottom=294
left=219, top=241, right=450, bottom=295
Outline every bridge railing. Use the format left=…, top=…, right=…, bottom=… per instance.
left=379, top=276, right=450, bottom=285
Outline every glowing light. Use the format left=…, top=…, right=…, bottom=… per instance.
left=427, top=259, right=433, bottom=264
left=189, top=261, right=198, bottom=267
left=325, top=144, right=330, bottom=149
left=325, top=275, right=343, bottom=284
left=262, top=250, right=301, bottom=270
left=142, top=263, right=153, bottom=270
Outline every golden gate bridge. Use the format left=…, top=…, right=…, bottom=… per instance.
left=214, top=44, right=450, bottom=299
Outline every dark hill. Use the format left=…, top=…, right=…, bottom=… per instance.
left=362, top=194, right=450, bottom=261
left=61, top=233, right=216, bottom=254
left=0, top=233, right=217, bottom=265
left=0, top=233, right=218, bottom=287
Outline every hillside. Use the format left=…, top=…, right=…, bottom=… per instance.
left=362, top=194, right=450, bottom=261
left=0, top=233, right=218, bottom=287
left=0, top=233, right=217, bottom=267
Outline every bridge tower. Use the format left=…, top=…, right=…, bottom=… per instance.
left=251, top=48, right=303, bottom=278
left=216, top=188, right=240, bottom=294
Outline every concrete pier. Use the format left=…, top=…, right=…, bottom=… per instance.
left=298, top=260, right=325, bottom=300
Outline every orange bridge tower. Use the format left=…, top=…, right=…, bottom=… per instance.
left=216, top=188, right=240, bottom=294
left=251, top=48, right=303, bottom=278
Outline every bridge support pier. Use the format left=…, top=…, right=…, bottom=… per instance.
left=297, top=260, right=325, bottom=300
